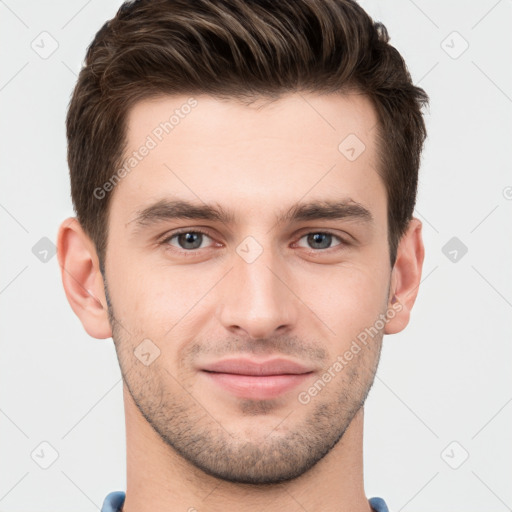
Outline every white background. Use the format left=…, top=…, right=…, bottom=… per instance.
left=0, top=1, right=511, bottom=511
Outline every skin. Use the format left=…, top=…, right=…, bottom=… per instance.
left=57, top=92, right=424, bottom=512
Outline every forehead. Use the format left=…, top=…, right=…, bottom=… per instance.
left=125, top=91, right=378, bottom=155
left=113, top=91, right=384, bottom=225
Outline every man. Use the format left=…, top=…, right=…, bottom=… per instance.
left=57, top=0, right=428, bottom=511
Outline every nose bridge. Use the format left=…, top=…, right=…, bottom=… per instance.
left=217, top=235, right=297, bottom=339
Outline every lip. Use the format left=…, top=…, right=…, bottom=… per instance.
left=201, top=357, right=314, bottom=376
left=200, top=358, right=315, bottom=400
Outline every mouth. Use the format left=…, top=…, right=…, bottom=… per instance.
left=200, top=357, right=315, bottom=400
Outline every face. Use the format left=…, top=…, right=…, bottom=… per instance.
left=103, top=92, right=393, bottom=484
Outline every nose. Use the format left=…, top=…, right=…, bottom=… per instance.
left=217, top=242, right=298, bottom=340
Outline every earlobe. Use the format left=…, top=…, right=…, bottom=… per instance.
left=57, top=217, right=112, bottom=339
left=384, top=218, right=425, bottom=335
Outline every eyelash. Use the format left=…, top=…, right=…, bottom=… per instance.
left=159, top=228, right=348, bottom=256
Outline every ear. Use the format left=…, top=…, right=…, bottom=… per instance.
left=384, top=218, right=425, bottom=335
left=56, top=217, right=112, bottom=339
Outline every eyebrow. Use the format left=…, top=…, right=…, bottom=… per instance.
left=129, top=198, right=373, bottom=233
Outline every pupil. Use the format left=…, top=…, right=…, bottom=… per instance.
left=180, top=232, right=201, bottom=249
left=308, top=233, right=331, bottom=249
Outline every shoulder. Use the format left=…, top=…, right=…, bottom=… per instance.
left=101, top=491, right=126, bottom=512
left=369, top=496, right=390, bottom=512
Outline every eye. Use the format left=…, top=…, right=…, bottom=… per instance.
left=162, top=230, right=215, bottom=251
left=296, top=232, right=344, bottom=250
left=159, top=229, right=348, bottom=256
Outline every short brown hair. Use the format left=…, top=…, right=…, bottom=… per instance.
left=66, top=0, right=428, bottom=268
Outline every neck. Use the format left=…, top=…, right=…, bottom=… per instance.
left=121, top=383, right=372, bottom=512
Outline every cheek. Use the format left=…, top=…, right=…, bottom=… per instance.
left=107, top=238, right=390, bottom=346
left=110, top=258, right=215, bottom=336
left=302, top=262, right=390, bottom=341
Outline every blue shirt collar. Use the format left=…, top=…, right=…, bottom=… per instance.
left=101, top=491, right=389, bottom=512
